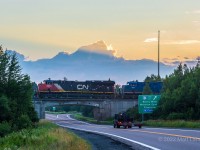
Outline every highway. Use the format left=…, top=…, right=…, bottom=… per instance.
left=46, top=114, right=200, bottom=150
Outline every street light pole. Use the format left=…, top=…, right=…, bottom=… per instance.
left=158, top=30, right=160, bottom=77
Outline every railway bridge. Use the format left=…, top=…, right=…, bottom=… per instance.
left=33, top=98, right=138, bottom=120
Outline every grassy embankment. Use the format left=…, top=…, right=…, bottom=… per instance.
left=71, top=112, right=200, bottom=129
left=0, top=120, right=91, bottom=150
left=143, top=120, right=200, bottom=129
left=70, top=113, right=113, bottom=125
left=45, top=111, right=67, bottom=114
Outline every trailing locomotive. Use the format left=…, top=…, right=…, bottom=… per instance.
left=121, top=81, right=163, bottom=99
left=36, top=79, right=115, bottom=99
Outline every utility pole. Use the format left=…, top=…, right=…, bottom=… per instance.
left=158, top=30, right=160, bottom=77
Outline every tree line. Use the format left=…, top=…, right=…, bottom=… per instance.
left=127, top=62, right=200, bottom=121
left=0, top=46, right=38, bottom=137
left=154, top=63, right=200, bottom=120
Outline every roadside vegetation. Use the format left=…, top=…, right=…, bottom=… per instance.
left=154, top=63, right=200, bottom=120
left=46, top=105, right=94, bottom=118
left=143, top=120, right=200, bottom=128
left=73, top=113, right=112, bottom=125
left=0, top=46, right=38, bottom=137
left=45, top=111, right=67, bottom=114
left=0, top=120, right=91, bottom=150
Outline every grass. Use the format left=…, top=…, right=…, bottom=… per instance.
left=45, top=111, right=67, bottom=114
left=72, top=113, right=113, bottom=125
left=143, top=120, right=200, bottom=128
left=0, top=120, right=91, bottom=150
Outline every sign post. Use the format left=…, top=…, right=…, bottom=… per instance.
left=138, top=95, right=161, bottom=114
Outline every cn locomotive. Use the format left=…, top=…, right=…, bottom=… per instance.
left=35, top=79, right=115, bottom=99
left=34, top=79, right=163, bottom=99
left=121, top=81, right=163, bottom=99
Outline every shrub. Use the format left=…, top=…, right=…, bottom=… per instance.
left=0, top=122, right=11, bottom=137
left=167, top=113, right=185, bottom=120
left=15, top=114, right=32, bottom=130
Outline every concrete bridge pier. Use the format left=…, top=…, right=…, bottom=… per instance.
left=33, top=101, right=45, bottom=119
left=93, top=99, right=138, bottom=120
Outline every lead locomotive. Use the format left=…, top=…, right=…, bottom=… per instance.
left=36, top=78, right=115, bottom=99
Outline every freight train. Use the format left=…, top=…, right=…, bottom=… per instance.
left=33, top=79, right=163, bottom=99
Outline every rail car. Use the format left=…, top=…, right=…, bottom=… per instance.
left=36, top=79, right=115, bottom=99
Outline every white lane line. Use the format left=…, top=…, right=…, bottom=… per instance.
left=57, top=124, right=160, bottom=150
left=144, top=127, right=200, bottom=133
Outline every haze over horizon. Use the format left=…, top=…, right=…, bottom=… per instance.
left=1, top=0, right=200, bottom=63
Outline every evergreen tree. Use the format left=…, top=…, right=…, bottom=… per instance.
left=0, top=46, right=9, bottom=93
left=0, top=95, right=11, bottom=121
left=144, top=74, right=161, bottom=82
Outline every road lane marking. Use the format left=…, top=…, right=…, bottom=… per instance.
left=55, top=120, right=200, bottom=141
left=143, top=127, right=200, bottom=133
left=57, top=124, right=160, bottom=150
left=129, top=130, right=200, bottom=140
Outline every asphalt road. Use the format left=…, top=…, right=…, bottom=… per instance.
left=46, top=114, right=200, bottom=150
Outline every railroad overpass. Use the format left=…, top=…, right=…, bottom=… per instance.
left=33, top=98, right=138, bottom=120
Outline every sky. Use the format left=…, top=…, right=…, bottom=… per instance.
left=1, top=0, right=200, bottom=63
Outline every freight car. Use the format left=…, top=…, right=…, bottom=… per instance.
left=36, top=79, right=115, bottom=99
left=121, top=81, right=163, bottom=99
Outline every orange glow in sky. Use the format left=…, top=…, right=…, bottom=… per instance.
left=0, top=0, right=200, bottom=63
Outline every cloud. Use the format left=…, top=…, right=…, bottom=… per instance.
left=192, top=21, right=200, bottom=26
left=144, top=38, right=158, bottom=43
left=186, top=10, right=200, bottom=14
left=79, top=40, right=117, bottom=57
left=162, top=56, right=199, bottom=67
left=184, top=57, right=189, bottom=59
left=166, top=40, right=200, bottom=45
left=193, top=21, right=200, bottom=23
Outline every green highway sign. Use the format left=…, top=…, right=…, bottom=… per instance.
left=138, top=95, right=161, bottom=114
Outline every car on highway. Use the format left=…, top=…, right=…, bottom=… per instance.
left=113, top=112, right=142, bottom=129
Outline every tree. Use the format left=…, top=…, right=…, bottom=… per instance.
left=154, top=63, right=200, bottom=120
left=0, top=95, right=11, bottom=122
left=144, top=74, right=161, bottom=82
left=142, top=82, right=152, bottom=95
left=0, top=47, right=38, bottom=135
left=0, top=47, right=9, bottom=93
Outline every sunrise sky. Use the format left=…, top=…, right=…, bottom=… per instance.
left=1, top=0, right=200, bottom=63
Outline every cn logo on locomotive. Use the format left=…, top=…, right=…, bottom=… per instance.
left=77, top=84, right=89, bottom=90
